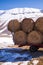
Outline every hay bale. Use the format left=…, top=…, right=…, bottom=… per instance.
left=27, top=31, right=42, bottom=45
left=13, top=31, right=27, bottom=45
left=35, top=17, right=43, bottom=33
left=21, top=18, right=34, bottom=33
left=8, top=19, right=20, bottom=32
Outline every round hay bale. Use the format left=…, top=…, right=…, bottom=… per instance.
left=13, top=31, right=27, bottom=45
left=35, top=17, right=43, bottom=33
left=8, top=19, right=20, bottom=32
left=21, top=18, right=34, bottom=33
left=27, top=31, right=42, bottom=45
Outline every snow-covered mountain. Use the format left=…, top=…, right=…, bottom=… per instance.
left=0, top=8, right=43, bottom=34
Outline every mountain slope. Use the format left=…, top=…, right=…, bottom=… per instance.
left=0, top=8, right=43, bottom=34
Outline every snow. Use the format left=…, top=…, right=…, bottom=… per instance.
left=0, top=36, right=14, bottom=48
left=0, top=10, right=5, bottom=14
left=32, top=60, right=39, bottom=65
left=2, top=62, right=13, bottom=65
left=1, top=60, right=39, bottom=65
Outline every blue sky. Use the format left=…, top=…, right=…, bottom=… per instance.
left=0, top=0, right=43, bottom=10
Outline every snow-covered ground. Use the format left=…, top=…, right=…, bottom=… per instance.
left=0, top=60, right=39, bottom=65
left=0, top=36, right=14, bottom=48
left=0, top=8, right=43, bottom=48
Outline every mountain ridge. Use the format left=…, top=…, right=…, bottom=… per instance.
left=0, top=8, right=42, bottom=14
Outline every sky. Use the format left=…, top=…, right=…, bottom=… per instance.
left=0, top=0, right=43, bottom=10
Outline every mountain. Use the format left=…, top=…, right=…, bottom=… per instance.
left=0, top=8, right=43, bottom=34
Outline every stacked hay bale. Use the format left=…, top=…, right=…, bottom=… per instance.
left=8, top=19, right=20, bottom=32
left=7, top=17, right=43, bottom=46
